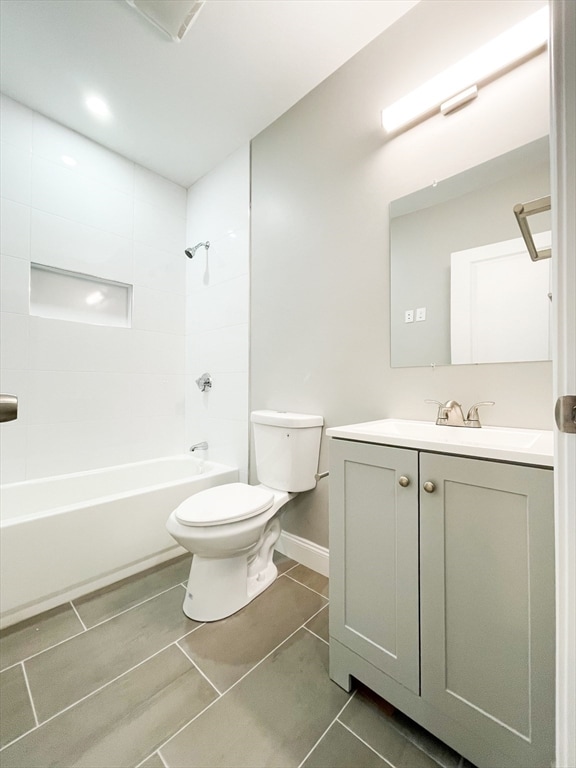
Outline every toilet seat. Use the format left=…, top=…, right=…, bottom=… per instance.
left=175, top=483, right=274, bottom=527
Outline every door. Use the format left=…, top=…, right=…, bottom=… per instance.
left=420, top=452, right=555, bottom=768
left=450, top=233, right=552, bottom=364
left=551, top=3, right=576, bottom=766
left=329, top=439, right=419, bottom=693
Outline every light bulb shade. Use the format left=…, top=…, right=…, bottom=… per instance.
left=381, top=6, right=549, bottom=134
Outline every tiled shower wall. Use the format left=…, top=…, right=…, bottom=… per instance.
left=0, top=95, right=188, bottom=482
left=185, top=146, right=250, bottom=482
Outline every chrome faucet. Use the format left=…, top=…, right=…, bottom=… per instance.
left=425, top=400, right=494, bottom=428
left=190, top=441, right=208, bottom=452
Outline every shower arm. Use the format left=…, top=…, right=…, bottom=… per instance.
left=185, top=241, right=210, bottom=259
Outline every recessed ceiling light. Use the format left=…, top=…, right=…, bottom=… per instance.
left=85, top=95, right=112, bottom=120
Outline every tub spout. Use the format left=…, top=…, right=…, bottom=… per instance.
left=190, top=442, right=208, bottom=452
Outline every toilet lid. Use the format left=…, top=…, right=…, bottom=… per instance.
left=174, top=483, right=274, bottom=527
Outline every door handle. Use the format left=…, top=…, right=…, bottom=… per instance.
left=555, top=395, right=576, bottom=433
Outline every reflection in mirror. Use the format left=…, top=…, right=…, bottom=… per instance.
left=390, top=137, right=550, bottom=368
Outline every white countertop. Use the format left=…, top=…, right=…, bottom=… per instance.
left=326, top=419, right=554, bottom=467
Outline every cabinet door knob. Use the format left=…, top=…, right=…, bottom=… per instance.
left=423, top=481, right=436, bottom=493
left=399, top=476, right=410, bottom=487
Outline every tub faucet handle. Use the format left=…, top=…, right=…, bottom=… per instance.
left=195, top=373, right=212, bottom=392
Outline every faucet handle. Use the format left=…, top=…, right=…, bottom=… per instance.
left=466, top=401, right=495, bottom=426
left=425, top=399, right=450, bottom=424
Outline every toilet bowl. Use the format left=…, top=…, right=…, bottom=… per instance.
left=166, top=410, right=323, bottom=621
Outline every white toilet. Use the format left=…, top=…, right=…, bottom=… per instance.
left=166, top=410, right=323, bottom=621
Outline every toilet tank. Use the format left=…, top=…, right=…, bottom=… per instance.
left=250, top=410, right=323, bottom=492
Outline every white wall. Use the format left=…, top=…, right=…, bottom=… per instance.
left=185, top=145, right=250, bottom=481
left=0, top=95, right=187, bottom=483
left=250, top=0, right=551, bottom=548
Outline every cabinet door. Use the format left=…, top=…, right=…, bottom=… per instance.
left=420, top=452, right=555, bottom=768
left=329, top=439, right=419, bottom=693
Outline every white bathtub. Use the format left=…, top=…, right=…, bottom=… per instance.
left=0, top=456, right=238, bottom=628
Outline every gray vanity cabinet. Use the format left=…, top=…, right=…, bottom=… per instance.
left=329, top=439, right=420, bottom=693
left=329, top=439, right=555, bottom=768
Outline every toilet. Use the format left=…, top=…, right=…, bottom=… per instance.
left=166, top=410, right=323, bottom=621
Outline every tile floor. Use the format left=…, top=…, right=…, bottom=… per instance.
left=0, top=553, right=475, bottom=768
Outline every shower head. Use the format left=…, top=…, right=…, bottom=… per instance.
left=185, top=241, right=210, bottom=259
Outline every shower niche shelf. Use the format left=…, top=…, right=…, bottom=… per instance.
left=30, top=264, right=132, bottom=328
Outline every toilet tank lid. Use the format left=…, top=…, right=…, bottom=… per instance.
left=174, top=483, right=274, bottom=527
left=250, top=410, right=323, bottom=428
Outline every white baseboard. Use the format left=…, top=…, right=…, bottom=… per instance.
left=275, top=531, right=329, bottom=577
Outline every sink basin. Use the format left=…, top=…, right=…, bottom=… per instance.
left=380, top=420, right=541, bottom=448
left=326, top=419, right=554, bottom=466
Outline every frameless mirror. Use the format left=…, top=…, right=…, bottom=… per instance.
left=390, top=136, right=550, bottom=367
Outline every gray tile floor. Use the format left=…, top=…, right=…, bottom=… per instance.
left=0, top=553, right=474, bottom=768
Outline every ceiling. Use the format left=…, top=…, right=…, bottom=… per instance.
left=0, top=0, right=418, bottom=188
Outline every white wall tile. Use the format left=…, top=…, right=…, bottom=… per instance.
left=207, top=417, right=248, bottom=475
left=1, top=198, right=31, bottom=260
left=0, top=143, right=31, bottom=205
left=130, top=414, right=185, bottom=460
left=207, top=275, right=250, bottom=330
left=207, top=371, right=249, bottom=421
left=134, top=243, right=185, bottom=293
left=0, top=312, right=29, bottom=370
left=185, top=374, right=210, bottom=448
left=186, top=144, right=250, bottom=244
left=130, top=330, right=185, bottom=375
left=201, top=228, right=249, bottom=286
left=201, top=324, right=249, bottom=373
left=133, top=199, right=186, bottom=254
left=32, top=113, right=134, bottom=194
left=129, top=373, right=185, bottom=420
left=134, top=164, right=186, bottom=219
left=0, top=95, right=33, bottom=151
left=31, top=209, right=133, bottom=283
left=26, top=371, right=133, bottom=425
left=25, top=417, right=135, bottom=479
left=132, top=286, right=185, bottom=335
left=0, top=105, right=190, bottom=478
left=1, top=255, right=29, bottom=314
left=0, top=421, right=27, bottom=484
left=28, top=317, right=133, bottom=373
left=31, top=155, right=133, bottom=239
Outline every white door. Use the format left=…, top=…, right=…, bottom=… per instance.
left=551, top=3, right=576, bottom=767
left=450, top=233, right=551, bottom=364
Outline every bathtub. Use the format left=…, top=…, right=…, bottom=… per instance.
left=0, top=456, right=238, bottom=628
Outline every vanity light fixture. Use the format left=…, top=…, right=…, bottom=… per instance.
left=381, top=6, right=549, bottom=135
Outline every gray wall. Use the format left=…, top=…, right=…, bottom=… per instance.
left=250, top=0, right=550, bottom=548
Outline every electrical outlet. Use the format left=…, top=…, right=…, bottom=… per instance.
left=416, top=307, right=426, bottom=322
left=405, top=309, right=414, bottom=323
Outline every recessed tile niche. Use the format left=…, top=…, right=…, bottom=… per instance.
left=30, top=264, right=132, bottom=328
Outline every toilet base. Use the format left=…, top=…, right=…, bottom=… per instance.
left=182, top=553, right=278, bottom=622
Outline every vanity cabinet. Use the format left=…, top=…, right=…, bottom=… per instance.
left=329, top=437, right=555, bottom=768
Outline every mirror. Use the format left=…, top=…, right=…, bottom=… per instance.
left=390, top=137, right=551, bottom=368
